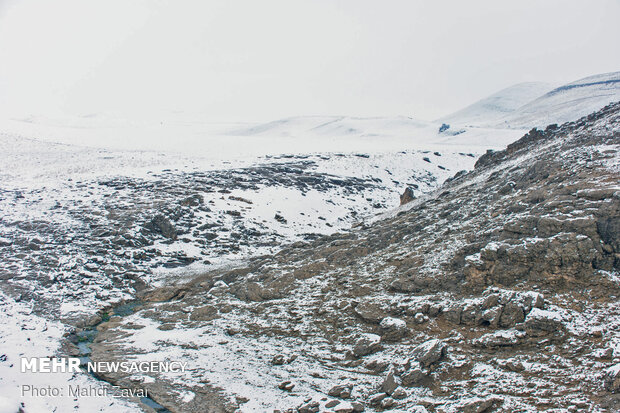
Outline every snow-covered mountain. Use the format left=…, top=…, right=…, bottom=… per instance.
left=1, top=72, right=618, bottom=412
left=437, top=82, right=557, bottom=126
left=441, top=71, right=620, bottom=129
left=495, top=71, right=620, bottom=128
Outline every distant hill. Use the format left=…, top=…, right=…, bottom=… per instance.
left=440, top=71, right=620, bottom=129
left=437, top=82, right=556, bottom=126
left=227, top=115, right=431, bottom=138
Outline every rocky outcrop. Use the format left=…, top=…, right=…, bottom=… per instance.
left=89, top=103, right=620, bottom=412
left=399, top=187, right=415, bottom=205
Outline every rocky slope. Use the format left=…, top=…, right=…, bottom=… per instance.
left=87, top=103, right=620, bottom=412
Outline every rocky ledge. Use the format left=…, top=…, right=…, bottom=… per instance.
left=89, top=103, right=620, bottom=412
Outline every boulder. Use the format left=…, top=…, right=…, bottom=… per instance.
left=145, top=214, right=177, bottom=240
left=353, top=303, right=387, bottom=324
left=380, top=317, right=408, bottom=341
left=454, top=396, right=503, bottom=413
left=381, top=369, right=399, bottom=395
left=524, top=308, right=564, bottom=336
left=353, top=334, right=382, bottom=357
left=189, top=305, right=219, bottom=321
left=401, top=365, right=427, bottom=387
left=400, top=187, right=415, bottom=206
left=328, top=384, right=353, bottom=399
left=411, top=339, right=447, bottom=367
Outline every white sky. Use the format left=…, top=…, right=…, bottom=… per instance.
left=0, top=0, right=619, bottom=122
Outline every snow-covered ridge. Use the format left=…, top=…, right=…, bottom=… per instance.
left=441, top=71, right=620, bottom=129
left=436, top=82, right=557, bottom=126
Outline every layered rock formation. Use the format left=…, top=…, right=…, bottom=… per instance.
left=89, top=103, right=620, bottom=412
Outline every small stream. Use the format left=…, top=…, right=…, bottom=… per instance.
left=75, top=300, right=171, bottom=413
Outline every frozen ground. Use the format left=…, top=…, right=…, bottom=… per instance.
left=0, top=111, right=527, bottom=412
left=0, top=74, right=618, bottom=411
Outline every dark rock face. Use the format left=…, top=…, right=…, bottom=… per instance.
left=399, top=187, right=415, bottom=206
left=90, top=103, right=620, bottom=412
left=145, top=214, right=177, bottom=240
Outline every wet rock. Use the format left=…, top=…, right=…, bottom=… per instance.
left=353, top=334, right=382, bottom=357
left=411, top=339, right=447, bottom=367
left=380, top=317, right=408, bottom=341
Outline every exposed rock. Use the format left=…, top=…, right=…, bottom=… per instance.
left=233, top=282, right=280, bottom=302
left=603, top=363, right=620, bottom=393
left=328, top=384, right=353, bottom=399
left=379, top=317, right=408, bottom=341
left=353, top=333, right=382, bottom=357
left=353, top=302, right=387, bottom=324
left=271, top=354, right=286, bottom=365
left=454, top=396, right=503, bottom=413
left=278, top=381, right=295, bottom=391
left=524, top=308, right=565, bottom=336
left=189, top=305, right=219, bottom=321
left=145, top=214, right=177, bottom=240
left=325, top=400, right=340, bottom=408
left=400, top=365, right=428, bottom=387
left=298, top=401, right=320, bottom=413
left=411, top=339, right=447, bottom=367
left=400, top=187, right=415, bottom=206
left=391, top=387, right=407, bottom=399
left=368, top=393, right=387, bottom=406
left=350, top=401, right=365, bottom=412
left=381, top=369, right=399, bottom=395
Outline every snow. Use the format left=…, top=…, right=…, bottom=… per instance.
left=0, top=292, right=141, bottom=412
left=438, top=82, right=557, bottom=126
left=1, top=71, right=618, bottom=411
left=440, top=71, right=620, bottom=129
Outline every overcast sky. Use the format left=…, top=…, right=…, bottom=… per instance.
left=0, top=0, right=618, bottom=122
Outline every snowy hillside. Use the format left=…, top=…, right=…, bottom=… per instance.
left=441, top=71, right=620, bottom=129
left=437, top=82, right=556, bottom=126
left=495, top=71, right=620, bottom=128
left=228, top=116, right=431, bottom=138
